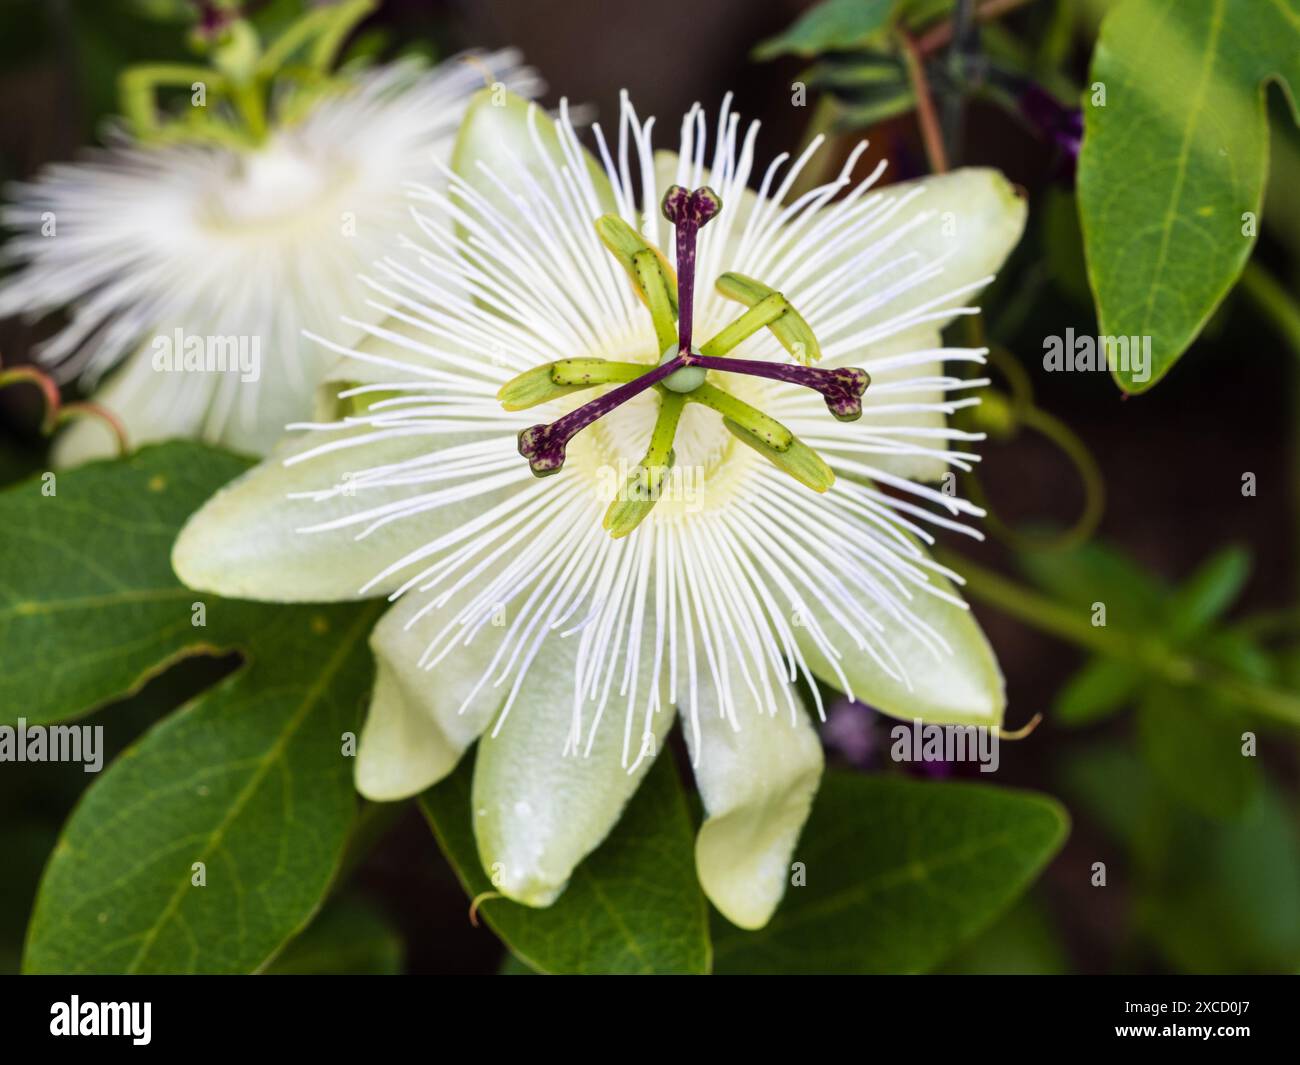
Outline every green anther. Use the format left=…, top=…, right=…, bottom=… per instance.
left=498, top=359, right=646, bottom=411
left=688, top=383, right=793, bottom=452
left=715, top=272, right=822, bottom=364
left=120, top=64, right=229, bottom=141
left=699, top=292, right=789, bottom=358
left=634, top=251, right=679, bottom=353
left=724, top=420, right=836, bottom=494
left=603, top=393, right=686, bottom=538
left=549, top=358, right=647, bottom=387
left=595, top=215, right=679, bottom=316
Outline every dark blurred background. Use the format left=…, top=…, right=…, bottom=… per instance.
left=1, top=0, right=1297, bottom=974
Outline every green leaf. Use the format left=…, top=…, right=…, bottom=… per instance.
left=1137, top=685, right=1258, bottom=820
left=420, top=750, right=710, bottom=975
left=802, top=52, right=917, bottom=128
left=1018, top=541, right=1167, bottom=626
left=832, top=85, right=919, bottom=129
left=23, top=595, right=379, bottom=974
left=1059, top=742, right=1160, bottom=851
left=754, top=0, right=901, bottom=60
left=10, top=444, right=381, bottom=974
left=1055, top=654, right=1145, bottom=726
left=1140, top=781, right=1300, bottom=972
left=1077, top=0, right=1300, bottom=391
left=0, top=445, right=251, bottom=726
left=1064, top=743, right=1300, bottom=972
left=497, top=952, right=537, bottom=975
left=712, top=773, right=1068, bottom=974
left=265, top=896, right=403, bottom=975
left=1041, top=187, right=1092, bottom=307
left=1165, top=545, right=1250, bottom=642
left=938, top=895, right=1070, bottom=974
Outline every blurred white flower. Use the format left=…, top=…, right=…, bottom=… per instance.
left=0, top=6, right=537, bottom=463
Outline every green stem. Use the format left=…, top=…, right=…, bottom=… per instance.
left=968, top=401, right=1106, bottom=553
left=897, top=28, right=949, bottom=174
left=644, top=392, right=685, bottom=467
left=1240, top=260, right=1300, bottom=358
left=1240, top=260, right=1300, bottom=601
left=939, top=549, right=1300, bottom=728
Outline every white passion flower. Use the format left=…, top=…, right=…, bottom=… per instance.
left=0, top=2, right=537, bottom=465
left=174, top=89, right=1026, bottom=929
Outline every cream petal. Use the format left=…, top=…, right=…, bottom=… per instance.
left=471, top=623, right=673, bottom=907
left=795, top=547, right=1005, bottom=727
left=312, top=316, right=451, bottom=419
left=452, top=90, right=617, bottom=228
left=355, top=588, right=503, bottom=801
left=172, top=418, right=515, bottom=602
left=817, top=167, right=1026, bottom=350
left=684, top=660, right=824, bottom=931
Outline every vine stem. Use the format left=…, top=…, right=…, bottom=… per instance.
left=1239, top=260, right=1300, bottom=359
left=935, top=548, right=1300, bottom=728
left=916, top=0, right=1038, bottom=56
left=1239, top=260, right=1300, bottom=601
left=897, top=28, right=949, bottom=174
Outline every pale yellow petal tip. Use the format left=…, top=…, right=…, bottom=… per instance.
left=993, top=167, right=1029, bottom=210
left=983, top=167, right=1029, bottom=235
left=353, top=769, right=425, bottom=804
left=696, top=844, right=783, bottom=930
left=707, top=893, right=780, bottom=932
left=353, top=699, right=453, bottom=801
left=353, top=761, right=435, bottom=804
left=487, top=863, right=567, bottom=909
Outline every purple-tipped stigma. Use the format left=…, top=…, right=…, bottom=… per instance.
left=661, top=185, right=720, bottom=354
left=689, top=356, right=869, bottom=421
left=517, top=358, right=683, bottom=475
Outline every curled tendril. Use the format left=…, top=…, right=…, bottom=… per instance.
left=0, top=360, right=130, bottom=456
left=954, top=344, right=1106, bottom=554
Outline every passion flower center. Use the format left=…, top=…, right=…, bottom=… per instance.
left=498, top=184, right=873, bottom=537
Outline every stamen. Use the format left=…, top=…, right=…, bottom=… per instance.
left=688, top=382, right=792, bottom=451
left=712, top=272, right=822, bottom=365
left=498, top=358, right=646, bottom=412
left=687, top=387, right=833, bottom=493
left=603, top=392, right=686, bottom=538
left=661, top=185, right=721, bottom=353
